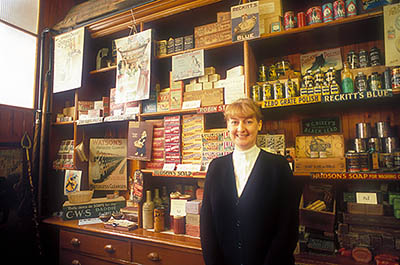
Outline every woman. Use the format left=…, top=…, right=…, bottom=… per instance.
left=200, top=98, right=300, bottom=265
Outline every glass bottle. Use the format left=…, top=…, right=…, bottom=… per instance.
left=142, top=190, right=154, bottom=229
left=368, top=141, right=379, bottom=171
left=341, top=63, right=354, bottom=93
left=285, top=150, right=294, bottom=171
left=161, top=186, right=171, bottom=228
left=153, top=188, right=162, bottom=209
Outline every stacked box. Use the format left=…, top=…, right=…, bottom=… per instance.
left=164, top=116, right=181, bottom=164
left=259, top=0, right=283, bottom=34
left=182, top=114, right=204, bottom=166
left=145, top=119, right=164, bottom=169
left=169, top=72, right=184, bottom=110
left=53, top=140, right=74, bottom=169
left=142, top=84, right=159, bottom=113
left=201, top=129, right=233, bottom=170
left=214, top=65, right=245, bottom=105
left=185, top=200, right=202, bottom=237
left=109, top=88, right=139, bottom=117
left=157, top=88, right=170, bottom=112
left=194, top=12, right=231, bottom=48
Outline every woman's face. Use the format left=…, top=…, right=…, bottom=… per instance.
left=227, top=115, right=260, bottom=151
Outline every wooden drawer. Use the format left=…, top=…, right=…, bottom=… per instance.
left=60, top=249, right=130, bottom=265
left=60, top=229, right=131, bottom=262
left=132, top=241, right=204, bottom=265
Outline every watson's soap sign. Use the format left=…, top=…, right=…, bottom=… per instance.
left=384, top=3, right=400, bottom=66
left=231, top=1, right=260, bottom=42
left=89, top=138, right=127, bottom=190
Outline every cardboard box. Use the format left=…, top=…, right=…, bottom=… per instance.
left=295, top=135, right=345, bottom=158
left=294, top=157, right=346, bottom=173
left=347, top=202, right=384, bottom=216
left=157, top=88, right=170, bottom=112
left=195, top=30, right=231, bottom=48
left=186, top=200, right=202, bottom=214
left=217, top=11, right=231, bottom=22
left=184, top=87, right=224, bottom=107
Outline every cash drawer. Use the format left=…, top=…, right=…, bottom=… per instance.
left=60, top=229, right=131, bottom=262
left=132, top=241, right=204, bottom=265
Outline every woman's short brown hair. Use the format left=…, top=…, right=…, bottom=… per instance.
left=224, top=98, right=263, bottom=122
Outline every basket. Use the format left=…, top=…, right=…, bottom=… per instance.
left=67, top=190, right=94, bottom=204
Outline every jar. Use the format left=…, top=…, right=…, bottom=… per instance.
left=173, top=216, right=185, bottom=234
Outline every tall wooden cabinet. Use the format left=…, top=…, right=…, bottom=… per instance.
left=43, top=0, right=400, bottom=264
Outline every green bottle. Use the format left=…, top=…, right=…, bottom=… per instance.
left=341, top=63, right=354, bottom=93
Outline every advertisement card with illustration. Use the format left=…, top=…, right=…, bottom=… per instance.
left=384, top=3, right=400, bottom=66
left=231, top=1, right=260, bottom=42
left=114, top=29, right=152, bottom=102
left=127, top=121, right=154, bottom=161
left=89, top=138, right=127, bottom=190
left=64, top=170, right=82, bottom=195
left=54, top=27, right=85, bottom=93
left=300, top=47, right=342, bottom=75
left=172, top=49, right=204, bottom=81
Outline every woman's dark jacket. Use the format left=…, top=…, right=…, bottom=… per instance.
left=200, top=150, right=300, bottom=265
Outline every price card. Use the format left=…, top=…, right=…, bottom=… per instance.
left=170, top=199, right=187, bottom=216
left=163, top=163, right=176, bottom=171
left=356, top=192, right=377, bottom=204
left=182, top=100, right=201, bottom=109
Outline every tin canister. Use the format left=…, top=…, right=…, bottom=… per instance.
left=380, top=153, right=394, bottom=168
left=370, top=72, right=382, bottom=90
left=376, top=121, right=391, bottom=138
left=284, top=11, right=296, bottom=30
left=384, top=68, right=392, bottom=90
left=355, top=72, right=368, bottom=92
left=381, top=137, right=399, bottom=153
left=273, top=80, right=284, bottom=99
left=392, top=67, right=400, bottom=90
left=307, top=6, right=322, bottom=25
left=173, top=216, right=185, bottom=234
left=347, top=50, right=359, bottom=69
left=252, top=84, right=261, bottom=102
left=359, top=49, right=369, bottom=68
left=370, top=47, right=381, bottom=66
left=297, top=12, right=306, bottom=27
left=322, top=3, right=334, bottom=23
left=322, top=82, right=330, bottom=95
left=262, top=82, right=273, bottom=100
left=369, top=138, right=382, bottom=152
left=285, top=79, right=297, bottom=98
left=356, top=122, right=371, bottom=139
left=354, top=138, right=368, bottom=153
left=394, top=152, right=400, bottom=167
left=154, top=207, right=165, bottom=232
left=334, top=0, right=346, bottom=20
left=346, top=0, right=357, bottom=17
left=346, top=150, right=360, bottom=172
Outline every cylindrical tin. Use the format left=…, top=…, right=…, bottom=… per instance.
left=154, top=207, right=165, bottom=232
left=347, top=50, right=359, bottom=69
left=251, top=84, right=261, bottom=102
left=355, top=72, right=368, bottom=92
left=285, top=79, right=297, bottom=98
left=307, top=6, right=322, bottom=25
left=346, top=150, right=360, bottom=172
left=354, top=138, right=368, bottom=153
left=173, top=216, right=185, bottom=234
left=381, top=137, right=399, bottom=153
left=356, top=122, right=371, bottom=139
left=333, top=0, right=346, bottom=20
left=392, top=67, right=400, bottom=90
left=370, top=47, right=381, bottom=66
left=284, top=11, right=296, bottom=30
left=359, top=49, right=369, bottom=68
left=273, top=80, right=284, bottom=99
left=380, top=153, right=394, bottom=168
left=346, top=0, right=357, bottom=17
left=370, top=72, right=382, bottom=90
left=376, top=121, right=391, bottom=138
left=384, top=68, right=392, bottom=90
left=258, top=64, right=267, bottom=82
left=368, top=138, right=382, bottom=152
left=297, top=12, right=306, bottom=27
left=358, top=152, right=370, bottom=171
left=322, top=3, right=334, bottom=23
left=394, top=152, right=400, bottom=167
left=262, top=82, right=273, bottom=100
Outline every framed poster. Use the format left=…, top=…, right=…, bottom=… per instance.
left=64, top=170, right=82, bottom=195
left=53, top=27, right=85, bottom=93
left=231, top=1, right=260, bottom=42
left=89, top=138, right=127, bottom=190
left=172, top=49, right=204, bottom=81
left=384, top=3, right=400, bottom=66
left=115, top=29, right=152, bottom=102
left=300, top=47, right=342, bottom=75
left=127, top=121, right=154, bottom=161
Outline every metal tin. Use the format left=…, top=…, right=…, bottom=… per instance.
left=346, top=150, right=360, bottom=172
left=284, top=11, right=296, bottom=30
left=314, top=69, right=325, bottom=83
left=359, top=49, right=369, bottom=68
left=394, top=152, right=400, bottom=167
left=313, top=82, right=322, bottom=95
left=322, top=82, right=330, bottom=95
left=376, top=121, right=391, bottom=138
left=285, top=79, right=297, bottom=98
left=297, top=12, right=306, bottom=27
left=252, top=84, right=261, bottom=102
left=358, top=152, right=370, bottom=172
left=384, top=68, right=392, bottom=90
left=369, top=72, right=382, bottom=90
left=300, top=87, right=308, bottom=96
left=354, top=138, right=368, bottom=153
left=392, top=67, right=400, bottom=90
left=258, top=64, right=267, bottom=82
left=307, top=6, right=322, bottom=25
left=273, top=80, right=284, bottom=99
left=347, top=50, right=359, bottom=69
left=322, top=3, right=334, bottom=23
left=262, top=82, right=274, bottom=100
left=325, top=67, right=336, bottom=84
left=380, top=153, right=394, bottom=168
left=154, top=207, right=165, bottom=232
left=333, top=0, right=346, bottom=20
left=304, top=70, right=314, bottom=88
left=330, top=80, right=340, bottom=94
left=355, top=72, right=368, bottom=92
left=356, top=122, right=371, bottom=139
left=381, top=137, right=399, bottom=153
left=369, top=47, right=381, bottom=66
left=346, top=0, right=357, bottom=17
left=368, top=138, right=382, bottom=152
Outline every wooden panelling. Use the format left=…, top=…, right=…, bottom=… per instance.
left=0, top=105, right=34, bottom=143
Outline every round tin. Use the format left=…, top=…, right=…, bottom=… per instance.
left=356, top=122, right=371, bottom=139
left=368, top=138, right=382, bottom=152
left=173, top=216, right=185, bottom=234
left=154, top=207, right=165, bottom=232
left=322, top=3, right=334, bottom=23
left=346, top=150, right=360, bottom=172
left=284, top=11, right=296, bottom=30
left=376, top=121, right=391, bottom=138
left=354, top=138, right=368, bottom=153
left=333, top=0, right=346, bottom=20
left=251, top=84, right=261, bottom=102
left=307, top=6, right=322, bottom=25
left=297, top=12, right=306, bottom=27
left=262, top=82, right=273, bottom=100
left=370, top=47, right=381, bottom=66
left=370, top=72, right=382, bottom=90
left=355, top=72, right=368, bottom=92
left=394, top=152, right=400, bottom=167
left=381, top=137, right=399, bottom=153
left=273, top=80, right=284, bottom=99
left=380, top=153, right=394, bottom=168
left=392, top=67, right=400, bottom=90
left=346, top=0, right=357, bottom=17
left=359, top=49, right=369, bottom=68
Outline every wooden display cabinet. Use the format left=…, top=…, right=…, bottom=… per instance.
left=43, top=0, right=400, bottom=264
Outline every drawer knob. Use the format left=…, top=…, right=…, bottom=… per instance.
left=71, top=260, right=81, bottom=265
left=70, top=238, right=80, bottom=247
left=104, top=244, right=115, bottom=254
left=147, top=252, right=161, bottom=261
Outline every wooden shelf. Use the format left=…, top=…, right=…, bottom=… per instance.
left=311, top=171, right=400, bottom=180
left=89, top=65, right=116, bottom=75
left=141, top=169, right=206, bottom=179
left=140, top=108, right=198, bottom=118
left=52, top=121, right=75, bottom=126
